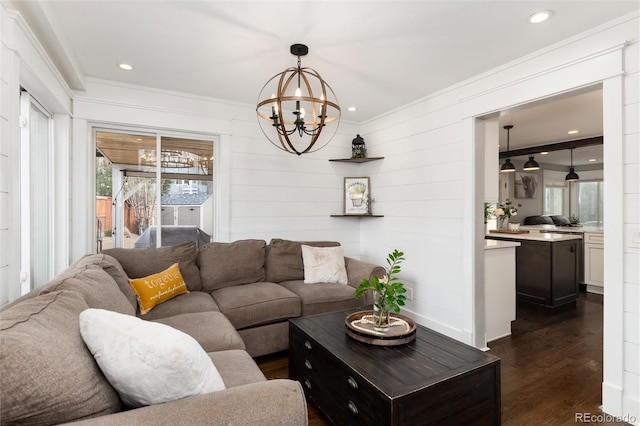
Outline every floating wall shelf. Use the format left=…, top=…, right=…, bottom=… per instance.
left=330, top=214, right=384, bottom=218
left=328, top=157, right=384, bottom=163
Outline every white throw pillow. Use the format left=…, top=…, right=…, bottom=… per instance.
left=79, top=308, right=225, bottom=407
left=301, top=245, right=349, bottom=285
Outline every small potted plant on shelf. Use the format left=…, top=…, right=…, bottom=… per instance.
left=354, top=249, right=407, bottom=331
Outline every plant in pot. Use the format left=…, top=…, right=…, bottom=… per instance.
left=354, top=249, right=407, bottom=331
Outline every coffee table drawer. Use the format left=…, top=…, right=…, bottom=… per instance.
left=290, top=324, right=390, bottom=425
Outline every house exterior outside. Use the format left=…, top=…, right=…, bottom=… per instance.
left=0, top=3, right=637, bottom=422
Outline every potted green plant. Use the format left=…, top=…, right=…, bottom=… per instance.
left=484, top=202, right=493, bottom=224
left=354, top=249, right=407, bottom=331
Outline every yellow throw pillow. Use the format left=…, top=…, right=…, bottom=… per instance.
left=128, top=263, right=188, bottom=315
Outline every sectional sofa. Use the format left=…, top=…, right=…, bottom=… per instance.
left=0, top=238, right=384, bottom=425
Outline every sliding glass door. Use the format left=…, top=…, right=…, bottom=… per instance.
left=19, top=91, right=53, bottom=292
left=95, top=129, right=214, bottom=251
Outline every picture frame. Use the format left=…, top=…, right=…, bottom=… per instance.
left=514, top=172, right=538, bottom=199
left=344, top=177, right=371, bottom=215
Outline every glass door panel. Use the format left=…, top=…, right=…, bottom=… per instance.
left=96, top=130, right=214, bottom=250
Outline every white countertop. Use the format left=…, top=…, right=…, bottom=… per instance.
left=486, top=232, right=583, bottom=242
left=519, top=225, right=604, bottom=234
left=485, top=240, right=521, bottom=250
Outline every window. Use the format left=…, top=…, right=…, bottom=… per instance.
left=570, top=180, right=604, bottom=226
left=544, top=186, right=565, bottom=216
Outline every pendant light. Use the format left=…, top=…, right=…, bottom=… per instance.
left=500, top=125, right=516, bottom=173
left=256, top=43, right=341, bottom=156
left=565, top=148, right=580, bottom=181
left=523, top=155, right=540, bottom=171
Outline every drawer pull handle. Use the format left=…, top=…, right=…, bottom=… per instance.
left=304, top=359, right=312, bottom=370
left=304, top=340, right=312, bottom=350
left=304, top=379, right=312, bottom=390
left=347, top=376, right=358, bottom=390
left=347, top=401, right=358, bottom=416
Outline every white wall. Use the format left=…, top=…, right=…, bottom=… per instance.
left=358, top=11, right=639, bottom=422
left=0, top=5, right=20, bottom=305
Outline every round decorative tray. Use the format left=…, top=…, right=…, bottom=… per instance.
left=345, top=310, right=417, bottom=346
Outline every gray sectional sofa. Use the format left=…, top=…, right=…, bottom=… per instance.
left=0, top=238, right=384, bottom=425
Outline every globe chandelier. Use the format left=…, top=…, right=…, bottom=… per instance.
left=256, top=43, right=341, bottom=156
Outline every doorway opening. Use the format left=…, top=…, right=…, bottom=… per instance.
left=476, top=84, right=607, bottom=422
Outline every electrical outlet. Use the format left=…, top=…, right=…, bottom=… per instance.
left=406, top=287, right=414, bottom=301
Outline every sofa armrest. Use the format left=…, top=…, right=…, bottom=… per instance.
left=344, top=256, right=386, bottom=290
left=65, top=379, right=307, bottom=426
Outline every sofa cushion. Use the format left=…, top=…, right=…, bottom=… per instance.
left=211, top=282, right=301, bottom=330
left=550, top=215, right=571, bottom=226
left=198, top=239, right=266, bottom=291
left=37, top=258, right=135, bottom=316
left=153, top=311, right=246, bottom=352
left=78, top=253, right=138, bottom=310
left=0, top=291, right=122, bottom=425
left=137, top=291, right=220, bottom=320
left=208, top=350, right=267, bottom=388
left=301, top=244, right=348, bottom=285
left=523, top=215, right=554, bottom=225
left=104, top=241, right=203, bottom=291
left=79, top=308, right=226, bottom=408
left=265, top=239, right=341, bottom=282
left=129, top=263, right=189, bottom=314
left=279, top=280, right=366, bottom=316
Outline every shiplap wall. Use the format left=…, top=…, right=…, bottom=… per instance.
left=0, top=7, right=21, bottom=305
left=0, top=5, right=12, bottom=305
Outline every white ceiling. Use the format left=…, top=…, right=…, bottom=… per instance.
left=8, top=0, right=638, bottom=165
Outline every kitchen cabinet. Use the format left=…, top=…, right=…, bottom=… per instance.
left=486, top=233, right=581, bottom=310
left=485, top=240, right=519, bottom=343
left=584, top=232, right=604, bottom=293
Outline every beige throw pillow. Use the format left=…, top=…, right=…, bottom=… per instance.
left=301, top=245, right=348, bottom=285
left=79, top=308, right=225, bottom=408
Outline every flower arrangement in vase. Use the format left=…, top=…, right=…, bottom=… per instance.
left=493, top=200, right=518, bottom=230
left=354, top=249, right=407, bottom=331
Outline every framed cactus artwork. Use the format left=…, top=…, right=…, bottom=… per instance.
left=344, top=177, right=370, bottom=215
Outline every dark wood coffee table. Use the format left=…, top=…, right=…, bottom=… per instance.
left=289, top=309, right=500, bottom=425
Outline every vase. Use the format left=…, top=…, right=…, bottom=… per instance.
left=372, top=290, right=391, bottom=332
left=373, top=308, right=390, bottom=332
left=498, top=216, right=509, bottom=230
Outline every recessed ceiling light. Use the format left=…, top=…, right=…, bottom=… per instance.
left=529, top=11, right=551, bottom=24
left=568, top=130, right=579, bottom=135
left=347, top=106, right=357, bottom=112
left=540, top=151, right=549, bottom=155
left=589, top=158, right=597, bottom=162
left=118, top=63, right=134, bottom=71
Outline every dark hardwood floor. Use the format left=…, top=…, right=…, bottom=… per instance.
left=257, top=292, right=623, bottom=425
